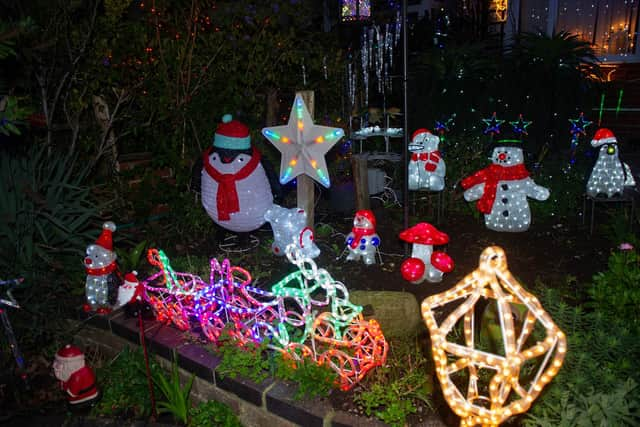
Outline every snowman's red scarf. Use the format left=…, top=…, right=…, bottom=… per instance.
left=461, top=164, right=529, bottom=214
left=86, top=262, right=117, bottom=276
left=203, top=147, right=261, bottom=221
left=350, top=227, right=375, bottom=249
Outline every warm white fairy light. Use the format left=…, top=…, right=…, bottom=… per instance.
left=422, top=247, right=567, bottom=426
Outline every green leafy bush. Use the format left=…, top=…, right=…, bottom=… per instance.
left=154, top=359, right=195, bottom=425
left=93, top=347, right=162, bottom=419
left=526, top=251, right=640, bottom=426
left=214, top=331, right=270, bottom=384
left=274, top=353, right=337, bottom=400
left=588, top=249, right=640, bottom=322
left=0, top=145, right=100, bottom=353
left=0, top=145, right=99, bottom=280
left=188, top=401, right=242, bottom=427
left=354, top=339, right=434, bottom=427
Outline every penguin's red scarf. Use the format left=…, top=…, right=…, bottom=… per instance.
left=461, top=164, right=529, bottom=214
left=203, top=147, right=261, bottom=221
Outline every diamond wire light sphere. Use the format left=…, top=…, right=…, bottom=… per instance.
left=421, top=247, right=567, bottom=427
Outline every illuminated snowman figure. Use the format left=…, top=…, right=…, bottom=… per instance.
left=408, top=129, right=445, bottom=191
left=201, top=114, right=273, bottom=233
left=586, top=128, right=636, bottom=198
left=84, top=222, right=121, bottom=313
left=345, top=210, right=380, bottom=265
left=462, top=145, right=550, bottom=232
left=264, top=204, right=320, bottom=259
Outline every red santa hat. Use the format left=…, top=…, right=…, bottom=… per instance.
left=55, top=344, right=85, bottom=362
left=591, top=128, right=617, bottom=147
left=355, top=209, right=376, bottom=229
left=411, top=128, right=432, bottom=142
left=95, top=222, right=116, bottom=251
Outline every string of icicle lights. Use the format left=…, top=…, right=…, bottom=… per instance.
left=141, top=246, right=388, bottom=390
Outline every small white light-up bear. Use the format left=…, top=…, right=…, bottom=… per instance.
left=586, top=128, right=636, bottom=198
left=461, top=145, right=550, bottom=232
left=84, top=222, right=121, bottom=313
left=408, top=129, right=446, bottom=191
left=264, top=204, right=320, bottom=259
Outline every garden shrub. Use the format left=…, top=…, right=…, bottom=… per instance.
left=93, top=346, right=162, bottom=419
left=353, top=338, right=434, bottom=427
left=525, top=249, right=640, bottom=426
left=0, top=144, right=99, bottom=354
left=189, top=401, right=242, bottom=427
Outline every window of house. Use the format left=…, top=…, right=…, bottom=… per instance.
left=518, top=0, right=639, bottom=58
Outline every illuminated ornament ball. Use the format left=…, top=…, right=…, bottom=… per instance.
left=421, top=246, right=567, bottom=426
left=261, top=95, right=344, bottom=188
left=461, top=144, right=549, bottom=232
left=586, top=128, right=636, bottom=198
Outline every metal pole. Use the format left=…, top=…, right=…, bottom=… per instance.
left=402, top=0, right=409, bottom=249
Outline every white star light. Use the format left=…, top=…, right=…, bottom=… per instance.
left=261, top=95, right=344, bottom=188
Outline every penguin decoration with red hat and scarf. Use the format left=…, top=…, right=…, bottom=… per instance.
left=201, top=114, right=275, bottom=233
left=461, top=142, right=549, bottom=232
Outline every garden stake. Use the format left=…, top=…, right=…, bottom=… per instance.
left=139, top=310, right=157, bottom=419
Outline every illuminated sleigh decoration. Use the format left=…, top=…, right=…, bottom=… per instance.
left=141, top=245, right=389, bottom=391
left=257, top=245, right=389, bottom=390
left=142, top=249, right=206, bottom=330
left=193, top=258, right=275, bottom=343
left=421, top=246, right=567, bottom=426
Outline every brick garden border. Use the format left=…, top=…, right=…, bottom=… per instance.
left=76, top=309, right=446, bottom=427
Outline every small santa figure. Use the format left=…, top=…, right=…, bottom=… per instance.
left=345, top=210, right=380, bottom=265
left=116, top=271, right=153, bottom=318
left=116, top=271, right=144, bottom=308
left=586, top=128, right=636, bottom=198
left=84, top=222, right=122, bottom=313
left=53, top=344, right=99, bottom=406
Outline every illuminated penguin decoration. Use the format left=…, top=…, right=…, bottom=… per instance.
left=586, top=128, right=636, bottom=198
left=201, top=115, right=274, bottom=233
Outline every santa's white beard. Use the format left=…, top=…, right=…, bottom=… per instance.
left=54, top=358, right=84, bottom=382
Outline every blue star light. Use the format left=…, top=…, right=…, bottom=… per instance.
left=510, top=114, right=532, bottom=137
left=569, top=112, right=592, bottom=137
left=482, top=112, right=504, bottom=135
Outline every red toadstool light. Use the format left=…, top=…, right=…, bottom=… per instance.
left=398, top=223, right=450, bottom=246
left=401, top=258, right=425, bottom=282
left=431, top=251, right=454, bottom=273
